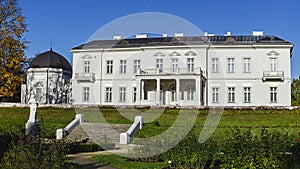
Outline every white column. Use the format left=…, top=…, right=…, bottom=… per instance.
left=137, top=79, right=141, bottom=102
left=156, top=79, right=160, bottom=105
left=141, top=80, right=144, bottom=101
left=176, top=79, right=180, bottom=105
left=195, top=78, right=201, bottom=106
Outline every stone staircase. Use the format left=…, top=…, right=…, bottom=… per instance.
left=66, top=123, right=130, bottom=144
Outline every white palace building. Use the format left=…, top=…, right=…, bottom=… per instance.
left=71, top=31, right=294, bottom=107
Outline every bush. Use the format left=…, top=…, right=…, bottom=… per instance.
left=67, top=142, right=115, bottom=154
left=130, top=129, right=300, bottom=169
left=0, top=137, right=67, bottom=169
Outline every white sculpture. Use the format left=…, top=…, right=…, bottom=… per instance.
left=28, top=95, right=37, bottom=123
left=25, top=95, right=39, bottom=136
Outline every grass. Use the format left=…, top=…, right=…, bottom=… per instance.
left=0, top=107, right=76, bottom=138
left=1, top=107, right=300, bottom=168
left=92, top=155, right=166, bottom=169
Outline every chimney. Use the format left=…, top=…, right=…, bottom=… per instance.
left=224, top=32, right=231, bottom=36
left=113, top=35, right=122, bottom=40
left=252, top=31, right=264, bottom=36
left=204, top=32, right=214, bottom=36
left=174, top=33, right=184, bottom=37
left=136, top=34, right=148, bottom=39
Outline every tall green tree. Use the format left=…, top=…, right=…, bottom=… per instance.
left=0, top=0, right=27, bottom=102
left=291, top=76, right=300, bottom=106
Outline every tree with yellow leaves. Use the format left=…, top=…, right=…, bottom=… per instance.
left=0, top=0, right=27, bottom=102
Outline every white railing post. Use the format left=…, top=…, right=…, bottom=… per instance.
left=56, top=114, right=84, bottom=140
left=120, top=116, right=143, bottom=144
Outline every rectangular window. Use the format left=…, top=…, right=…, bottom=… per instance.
left=228, top=87, right=235, bottom=103
left=171, top=58, right=178, bottom=72
left=119, top=87, right=126, bottom=102
left=243, top=58, right=251, bottom=73
left=243, top=87, right=251, bottom=103
left=35, top=88, right=42, bottom=102
left=133, top=87, right=137, bottom=102
left=105, top=87, right=112, bottom=102
left=156, top=59, right=163, bottom=72
left=120, top=60, right=126, bottom=74
left=227, top=58, right=235, bottom=73
left=187, top=58, right=194, bottom=72
left=212, top=58, right=219, bottom=73
left=187, top=85, right=194, bottom=100
left=106, top=60, right=113, bottom=74
left=270, top=58, right=277, bottom=72
left=133, top=60, right=141, bottom=74
left=270, top=87, right=277, bottom=103
left=83, top=87, right=89, bottom=102
left=212, top=87, right=219, bottom=103
left=84, top=61, right=90, bottom=73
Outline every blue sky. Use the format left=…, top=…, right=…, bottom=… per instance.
left=19, top=0, right=300, bottom=78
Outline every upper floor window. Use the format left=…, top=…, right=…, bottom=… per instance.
left=171, top=58, right=178, bottom=72
left=133, top=60, right=141, bottom=74
left=106, top=60, right=113, bottom=74
left=84, top=61, right=90, bottom=73
left=83, top=87, right=89, bottom=102
left=270, top=87, right=277, bottom=103
left=156, top=59, right=163, bottom=71
left=212, top=58, right=219, bottom=73
left=243, top=58, right=251, bottom=73
left=187, top=58, right=194, bottom=72
left=270, top=58, right=277, bottom=72
left=120, top=60, right=127, bottom=74
left=228, top=87, right=235, bottom=103
left=227, top=58, right=235, bottom=73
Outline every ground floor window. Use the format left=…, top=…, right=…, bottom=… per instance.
left=105, top=87, right=112, bottom=102
left=228, top=87, right=235, bottom=103
left=212, top=87, right=219, bottom=103
left=187, top=84, right=195, bottom=100
left=83, top=87, right=89, bottom=102
left=270, top=87, right=277, bottom=103
left=119, top=87, right=126, bottom=102
left=243, top=87, right=251, bottom=103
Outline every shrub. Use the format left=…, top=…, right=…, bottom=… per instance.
left=0, top=137, right=67, bottom=169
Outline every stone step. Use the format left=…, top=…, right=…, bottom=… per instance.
left=67, top=123, right=130, bottom=144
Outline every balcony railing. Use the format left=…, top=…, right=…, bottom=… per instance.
left=75, top=73, right=95, bottom=82
left=262, top=71, right=284, bottom=81
left=139, top=68, right=203, bottom=75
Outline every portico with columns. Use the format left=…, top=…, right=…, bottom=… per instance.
left=136, top=72, right=205, bottom=106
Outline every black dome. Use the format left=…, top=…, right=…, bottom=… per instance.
left=30, top=49, right=72, bottom=71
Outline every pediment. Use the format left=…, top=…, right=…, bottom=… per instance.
left=82, top=55, right=93, bottom=59
left=184, top=51, right=197, bottom=56
left=267, top=50, right=280, bottom=56
left=169, top=51, right=181, bottom=56
left=154, top=52, right=165, bottom=57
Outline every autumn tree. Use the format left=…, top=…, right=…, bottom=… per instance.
left=0, top=0, right=27, bottom=102
left=291, top=76, right=300, bottom=106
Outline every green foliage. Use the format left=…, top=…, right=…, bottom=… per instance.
left=128, top=129, right=300, bottom=169
left=0, top=138, right=68, bottom=169
left=292, top=76, right=300, bottom=106
left=67, top=142, right=115, bottom=154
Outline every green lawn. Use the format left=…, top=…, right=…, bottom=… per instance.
left=0, top=107, right=76, bottom=138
